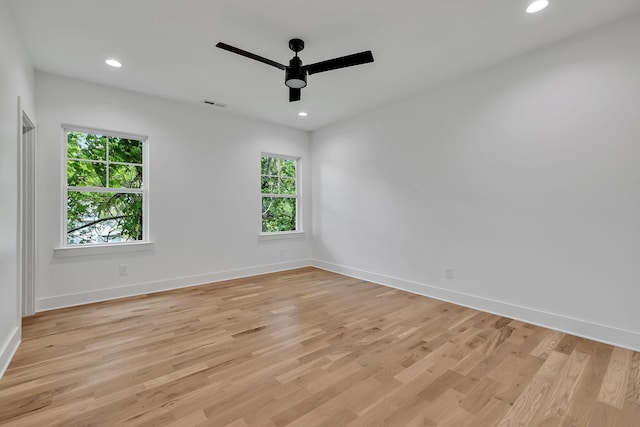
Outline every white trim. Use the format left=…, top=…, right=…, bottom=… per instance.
left=61, top=123, right=148, bottom=141
left=36, top=259, right=313, bottom=311
left=297, top=155, right=303, bottom=232
left=54, top=241, right=154, bottom=258
left=258, top=231, right=306, bottom=241
left=67, top=159, right=142, bottom=168
left=261, top=152, right=299, bottom=161
left=143, top=139, right=150, bottom=242
left=0, top=327, right=21, bottom=379
left=19, top=107, right=36, bottom=317
left=61, top=127, right=67, bottom=247
left=311, top=260, right=640, bottom=352
left=261, top=194, right=297, bottom=199
left=67, top=186, right=143, bottom=194
left=16, top=97, right=23, bottom=318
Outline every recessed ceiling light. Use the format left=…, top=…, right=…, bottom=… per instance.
left=105, top=59, right=122, bottom=68
left=298, top=112, right=308, bottom=117
left=526, top=0, right=549, bottom=14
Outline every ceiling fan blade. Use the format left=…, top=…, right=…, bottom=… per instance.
left=289, top=88, right=301, bottom=102
left=304, top=51, right=374, bottom=75
left=216, top=42, right=286, bottom=70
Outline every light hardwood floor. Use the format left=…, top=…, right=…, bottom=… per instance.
left=1, top=267, right=638, bottom=426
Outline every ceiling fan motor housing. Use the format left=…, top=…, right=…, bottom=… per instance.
left=285, top=56, right=307, bottom=88
left=289, top=38, right=305, bottom=53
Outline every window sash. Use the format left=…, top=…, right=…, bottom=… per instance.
left=68, top=158, right=142, bottom=168
left=260, top=154, right=300, bottom=233
left=66, top=191, right=144, bottom=245
left=63, top=127, right=148, bottom=247
left=261, top=196, right=298, bottom=233
left=68, top=186, right=144, bottom=194
left=260, top=193, right=298, bottom=199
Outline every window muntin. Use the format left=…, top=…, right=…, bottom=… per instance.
left=261, top=155, right=299, bottom=233
left=65, top=129, right=147, bottom=245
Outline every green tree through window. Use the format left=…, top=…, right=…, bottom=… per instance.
left=261, top=155, right=299, bottom=232
left=65, top=130, right=146, bottom=245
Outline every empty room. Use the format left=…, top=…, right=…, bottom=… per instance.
left=1, top=0, right=639, bottom=425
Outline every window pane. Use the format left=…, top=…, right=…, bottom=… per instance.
left=262, top=197, right=296, bottom=232
left=262, top=156, right=297, bottom=175
left=261, top=176, right=278, bottom=194
left=261, top=156, right=273, bottom=175
left=67, top=132, right=106, bottom=161
left=109, top=164, right=143, bottom=188
left=67, top=191, right=143, bottom=245
left=109, top=137, right=143, bottom=164
left=280, top=159, right=296, bottom=178
left=67, top=160, right=106, bottom=187
left=279, top=177, right=296, bottom=194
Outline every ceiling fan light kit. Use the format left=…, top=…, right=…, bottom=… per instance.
left=216, top=38, right=374, bottom=102
left=105, top=58, right=122, bottom=68
left=527, top=0, right=549, bottom=14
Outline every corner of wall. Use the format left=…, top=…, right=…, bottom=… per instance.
left=0, top=326, right=21, bottom=379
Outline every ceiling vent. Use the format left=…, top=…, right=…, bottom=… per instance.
left=203, top=100, right=227, bottom=108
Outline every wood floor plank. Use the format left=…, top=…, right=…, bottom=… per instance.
left=495, top=351, right=569, bottom=427
left=0, top=267, right=636, bottom=426
left=459, top=376, right=503, bottom=414
left=598, top=346, right=633, bottom=409
left=626, top=351, right=640, bottom=405
left=452, top=350, right=488, bottom=376
left=529, top=349, right=591, bottom=426
left=463, top=397, right=510, bottom=427
left=493, top=355, right=545, bottom=406
left=532, top=331, right=565, bottom=359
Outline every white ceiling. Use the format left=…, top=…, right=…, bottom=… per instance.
left=9, top=0, right=640, bottom=131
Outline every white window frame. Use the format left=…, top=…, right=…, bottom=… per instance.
left=58, top=124, right=151, bottom=253
left=259, top=152, right=304, bottom=239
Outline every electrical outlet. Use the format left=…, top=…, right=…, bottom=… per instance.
left=279, top=249, right=285, bottom=257
left=119, top=264, right=128, bottom=276
left=445, top=268, right=454, bottom=280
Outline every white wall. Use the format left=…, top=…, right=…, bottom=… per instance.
left=0, top=0, right=35, bottom=376
left=35, top=72, right=311, bottom=310
left=311, top=15, right=640, bottom=350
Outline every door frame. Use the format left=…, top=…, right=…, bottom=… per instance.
left=17, top=96, right=36, bottom=317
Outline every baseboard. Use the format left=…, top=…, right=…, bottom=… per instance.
left=0, top=326, right=21, bottom=379
left=36, top=259, right=313, bottom=312
left=311, top=260, right=640, bottom=352
left=33, top=258, right=640, bottom=351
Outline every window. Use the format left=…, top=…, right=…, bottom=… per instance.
left=64, top=126, right=147, bottom=246
left=261, top=154, right=300, bottom=233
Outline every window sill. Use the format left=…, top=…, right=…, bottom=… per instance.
left=54, top=242, right=155, bottom=258
left=258, top=231, right=306, bottom=241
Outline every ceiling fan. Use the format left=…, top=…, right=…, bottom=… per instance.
left=216, top=38, right=374, bottom=102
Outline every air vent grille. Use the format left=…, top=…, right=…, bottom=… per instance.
left=204, top=100, right=227, bottom=108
